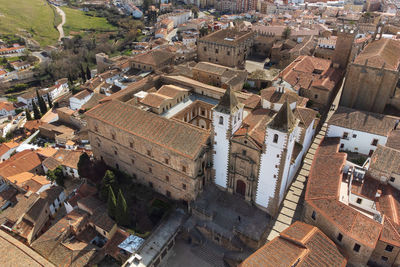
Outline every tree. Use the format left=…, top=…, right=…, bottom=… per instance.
left=47, top=93, right=53, bottom=108
left=1, top=57, right=7, bottom=64
left=116, top=189, right=129, bottom=226
left=77, top=152, right=90, bottom=178
left=200, top=27, right=208, bottom=37
left=47, top=166, right=65, bottom=187
left=32, top=102, right=41, bottom=120
left=25, top=109, right=32, bottom=121
left=86, top=65, right=91, bottom=80
left=107, top=186, right=117, bottom=219
left=36, top=90, right=47, bottom=115
left=282, top=27, right=291, bottom=40
left=80, top=64, right=86, bottom=82
left=191, top=7, right=199, bottom=19
left=100, top=170, right=116, bottom=200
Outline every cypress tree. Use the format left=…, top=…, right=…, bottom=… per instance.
left=116, top=189, right=129, bottom=226
left=100, top=170, right=116, bottom=200
left=32, top=102, right=41, bottom=120
left=107, top=186, right=117, bottom=219
left=25, top=109, right=32, bottom=121
left=86, top=65, right=91, bottom=80
left=80, top=64, right=86, bottom=82
left=36, top=90, right=47, bottom=114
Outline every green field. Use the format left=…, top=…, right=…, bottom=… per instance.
left=61, top=7, right=117, bottom=35
left=0, top=0, right=59, bottom=46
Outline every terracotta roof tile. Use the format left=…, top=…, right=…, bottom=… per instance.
left=329, top=107, right=399, bottom=136
left=240, top=221, right=347, bottom=267
left=86, top=100, right=210, bottom=159
left=0, top=150, right=42, bottom=179
left=354, top=39, right=400, bottom=70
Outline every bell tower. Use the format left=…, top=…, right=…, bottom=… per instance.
left=212, top=87, right=244, bottom=189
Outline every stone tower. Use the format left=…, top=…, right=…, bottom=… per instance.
left=256, top=101, right=299, bottom=216
left=212, top=87, right=244, bottom=189
left=332, top=26, right=357, bottom=69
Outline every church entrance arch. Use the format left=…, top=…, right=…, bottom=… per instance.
left=236, top=180, right=246, bottom=197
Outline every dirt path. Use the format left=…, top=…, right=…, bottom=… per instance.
left=53, top=5, right=66, bottom=41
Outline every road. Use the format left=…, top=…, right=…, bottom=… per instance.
left=53, top=5, right=66, bottom=41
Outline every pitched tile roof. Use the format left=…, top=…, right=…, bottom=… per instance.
left=86, top=100, right=210, bottom=159
left=305, top=138, right=382, bottom=248
left=329, top=107, right=399, bottom=136
left=240, top=221, right=347, bottom=267
left=354, top=38, right=400, bottom=71
left=0, top=150, right=43, bottom=179
left=131, top=49, right=174, bottom=66
left=386, top=129, right=400, bottom=150
left=279, top=56, right=341, bottom=92
left=260, top=87, right=308, bottom=106
left=370, top=145, right=400, bottom=176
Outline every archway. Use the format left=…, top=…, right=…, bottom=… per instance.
left=236, top=180, right=246, bottom=197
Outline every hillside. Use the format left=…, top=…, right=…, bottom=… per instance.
left=0, top=0, right=59, bottom=46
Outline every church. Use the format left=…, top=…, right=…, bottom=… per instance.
left=86, top=70, right=318, bottom=217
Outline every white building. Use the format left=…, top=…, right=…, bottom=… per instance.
left=212, top=86, right=317, bottom=216
left=326, top=107, right=399, bottom=156
left=69, top=89, right=94, bottom=110
left=0, top=102, right=16, bottom=117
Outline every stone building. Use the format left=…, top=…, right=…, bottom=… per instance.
left=85, top=99, right=212, bottom=203
left=192, top=62, right=247, bottom=91
left=197, top=29, right=255, bottom=69
left=275, top=55, right=343, bottom=108
left=340, top=38, right=400, bottom=114
left=332, top=27, right=357, bottom=69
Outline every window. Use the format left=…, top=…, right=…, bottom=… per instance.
left=201, top=110, right=205, bottom=116
left=337, top=233, right=343, bottom=242
left=130, top=142, right=134, bottom=148
left=114, top=150, right=118, bottom=155
left=276, top=154, right=279, bottom=158
left=381, top=256, right=388, bottom=262
left=182, top=183, right=186, bottom=190
left=385, top=245, right=394, bottom=252
left=390, top=177, right=395, bottom=183
left=147, top=150, right=152, bottom=157
left=369, top=150, right=374, bottom=156
left=219, top=116, right=223, bottom=125
left=165, top=175, right=169, bottom=182
left=311, top=211, right=316, bottom=220
left=165, top=158, right=169, bottom=164
left=203, top=47, right=206, bottom=52
left=131, top=159, right=135, bottom=165
left=98, top=143, right=101, bottom=147
left=352, top=134, right=357, bottom=138
left=353, top=244, right=361, bottom=252
left=103, top=230, right=106, bottom=235
left=95, top=125, right=98, bottom=132
left=340, top=143, right=344, bottom=149
left=372, top=139, right=378, bottom=146
left=227, top=51, right=230, bottom=56
left=356, top=198, right=362, bottom=204
left=242, top=150, right=246, bottom=156
left=182, top=166, right=187, bottom=173
left=314, top=94, right=318, bottom=99
left=342, top=132, right=348, bottom=139
left=149, top=182, right=153, bottom=188
left=166, top=191, right=171, bottom=197
left=273, top=134, right=279, bottom=143
left=215, top=49, right=218, bottom=54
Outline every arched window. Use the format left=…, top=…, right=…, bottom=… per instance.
left=273, top=134, right=279, bottom=143
left=219, top=116, right=223, bottom=125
